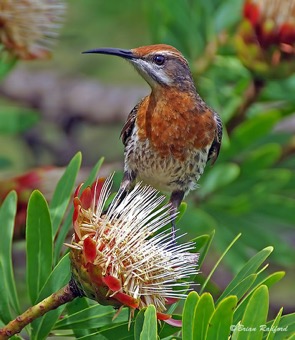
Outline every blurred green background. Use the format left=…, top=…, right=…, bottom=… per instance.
left=0, top=0, right=294, bottom=316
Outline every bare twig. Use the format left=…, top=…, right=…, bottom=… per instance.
left=0, top=280, right=81, bottom=339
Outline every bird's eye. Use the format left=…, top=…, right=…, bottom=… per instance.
left=153, top=54, right=165, bottom=66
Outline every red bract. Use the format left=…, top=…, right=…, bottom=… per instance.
left=73, top=183, right=83, bottom=200
left=113, top=292, right=139, bottom=309
left=83, top=237, right=97, bottom=264
left=102, top=275, right=122, bottom=292
left=157, top=312, right=172, bottom=321
left=279, top=23, right=295, bottom=44
left=165, top=297, right=179, bottom=305
left=243, top=1, right=260, bottom=26
left=80, top=187, right=93, bottom=210
left=73, top=179, right=105, bottom=212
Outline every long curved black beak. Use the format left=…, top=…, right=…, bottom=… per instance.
left=82, top=47, right=135, bottom=60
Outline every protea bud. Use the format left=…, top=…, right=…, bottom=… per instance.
left=67, top=176, right=198, bottom=324
left=236, top=0, right=295, bottom=78
left=0, top=0, right=65, bottom=60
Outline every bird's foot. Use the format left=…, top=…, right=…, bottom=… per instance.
left=169, top=190, right=184, bottom=245
left=170, top=218, right=177, bottom=244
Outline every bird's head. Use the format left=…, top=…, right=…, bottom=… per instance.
left=83, top=44, right=195, bottom=91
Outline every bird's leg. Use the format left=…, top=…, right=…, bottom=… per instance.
left=169, top=190, right=185, bottom=241
left=112, top=170, right=136, bottom=208
left=104, top=170, right=135, bottom=215
left=119, top=170, right=136, bottom=195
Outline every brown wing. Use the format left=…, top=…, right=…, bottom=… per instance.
left=120, top=100, right=142, bottom=146
left=207, top=111, right=222, bottom=165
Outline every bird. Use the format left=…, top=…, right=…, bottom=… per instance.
left=83, top=44, right=222, bottom=239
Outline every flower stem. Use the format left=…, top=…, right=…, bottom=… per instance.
left=227, top=78, right=265, bottom=134
left=0, top=280, right=80, bottom=339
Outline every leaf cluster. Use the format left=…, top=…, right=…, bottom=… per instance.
left=0, top=154, right=294, bottom=339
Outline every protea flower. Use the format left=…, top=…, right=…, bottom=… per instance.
left=67, top=176, right=198, bottom=325
left=0, top=0, right=65, bottom=60
left=236, top=0, right=295, bottom=77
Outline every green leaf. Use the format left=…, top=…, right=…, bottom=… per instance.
left=31, top=254, right=71, bottom=340
left=200, top=163, right=240, bottom=196
left=0, top=56, right=17, bottom=79
left=236, top=285, right=269, bottom=340
left=54, top=156, right=104, bottom=264
left=33, top=306, right=67, bottom=340
left=66, top=298, right=92, bottom=338
left=242, top=144, right=281, bottom=172
left=135, top=309, right=146, bottom=340
left=140, top=305, right=157, bottom=340
left=231, top=321, right=242, bottom=340
left=261, top=76, right=295, bottom=102
left=221, top=274, right=257, bottom=303
left=0, top=107, right=39, bottom=134
left=0, top=191, right=20, bottom=322
left=7, top=336, right=23, bottom=340
left=234, top=272, right=285, bottom=324
left=229, top=111, right=281, bottom=156
left=179, top=206, right=216, bottom=239
left=37, top=253, right=70, bottom=300
left=158, top=314, right=182, bottom=338
left=182, top=291, right=199, bottom=340
left=80, top=321, right=134, bottom=340
left=214, top=0, right=242, bottom=32
left=207, top=296, right=238, bottom=340
left=0, top=262, right=13, bottom=324
left=217, top=247, right=273, bottom=303
left=193, top=293, right=215, bottom=340
left=81, top=157, right=105, bottom=188
left=287, top=334, right=295, bottom=340
left=198, top=230, right=215, bottom=267
left=200, top=233, right=241, bottom=294
left=26, top=190, right=53, bottom=304
left=191, top=234, right=210, bottom=252
left=265, top=307, right=283, bottom=340
left=50, top=152, right=81, bottom=238
left=77, top=332, right=109, bottom=340
left=78, top=333, right=109, bottom=340
left=176, top=201, right=187, bottom=223
left=254, top=169, right=291, bottom=195
left=256, top=195, right=295, bottom=227
left=55, top=304, right=128, bottom=329
left=262, top=312, right=295, bottom=340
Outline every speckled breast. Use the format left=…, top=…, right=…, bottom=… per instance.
left=124, top=134, right=210, bottom=194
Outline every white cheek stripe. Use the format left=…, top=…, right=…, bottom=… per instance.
left=133, top=60, right=173, bottom=86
